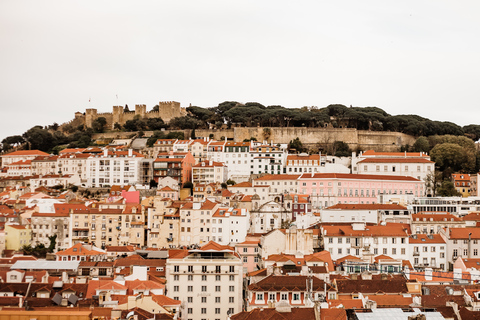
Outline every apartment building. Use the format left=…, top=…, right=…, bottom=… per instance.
left=1, top=150, right=49, bottom=168
left=31, top=210, right=70, bottom=251
left=179, top=200, right=221, bottom=246
left=31, top=155, right=59, bottom=176
left=410, top=234, right=447, bottom=271
left=411, top=213, right=464, bottom=234
left=153, top=139, right=177, bottom=157
left=321, top=223, right=410, bottom=261
left=439, top=227, right=480, bottom=268
left=154, top=151, right=195, bottom=187
left=165, top=241, right=243, bottom=320
left=452, top=173, right=471, bottom=197
left=285, top=153, right=349, bottom=174
left=321, top=203, right=409, bottom=224
left=147, top=198, right=182, bottom=248
left=250, top=143, right=286, bottom=176
left=192, top=160, right=227, bottom=185
left=211, top=207, right=250, bottom=245
left=86, top=149, right=144, bottom=188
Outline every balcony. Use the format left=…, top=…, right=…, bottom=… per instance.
left=167, top=237, right=174, bottom=242
left=413, top=251, right=420, bottom=256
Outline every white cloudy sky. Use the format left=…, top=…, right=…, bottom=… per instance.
left=1, top=1, right=480, bottom=140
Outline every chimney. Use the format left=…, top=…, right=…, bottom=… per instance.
left=128, top=149, right=133, bottom=157
left=104, top=149, right=108, bottom=157
left=424, top=268, right=433, bottom=281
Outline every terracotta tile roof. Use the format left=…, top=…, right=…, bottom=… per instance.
left=448, top=228, right=480, bottom=240
left=248, top=274, right=334, bottom=292
left=366, top=294, right=414, bottom=307
left=246, top=268, right=267, bottom=277
left=55, top=243, right=105, bottom=256
left=358, top=158, right=433, bottom=163
left=181, top=199, right=218, bottom=210
left=286, top=154, right=321, bottom=161
left=231, top=182, right=252, bottom=188
left=461, top=258, right=480, bottom=269
left=3, top=150, right=49, bottom=156
left=322, top=223, right=410, bottom=237
left=151, top=294, right=181, bottom=306
left=159, top=186, right=175, bottom=191
left=336, top=255, right=363, bottom=264
left=409, top=234, right=446, bottom=244
left=196, top=241, right=235, bottom=252
left=362, top=150, right=429, bottom=157
left=193, top=161, right=225, bottom=167
left=463, top=212, right=480, bottom=221
left=231, top=308, right=317, bottom=320
left=325, top=203, right=407, bottom=210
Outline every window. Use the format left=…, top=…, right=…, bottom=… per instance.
left=229, top=296, right=235, bottom=303
left=174, top=266, right=179, bottom=272
left=229, top=275, right=234, bottom=281
left=201, top=297, right=207, bottom=303
left=293, top=293, right=300, bottom=301
left=188, top=297, right=193, bottom=303
left=202, top=275, right=207, bottom=281
left=215, top=308, right=221, bottom=314
left=173, top=286, right=179, bottom=292
left=215, top=297, right=221, bottom=303
left=256, top=293, right=264, bottom=300
left=188, top=275, right=193, bottom=281
left=229, top=286, right=235, bottom=292
left=215, top=286, right=221, bottom=292
left=216, top=275, right=221, bottom=281
left=188, top=286, right=193, bottom=292
left=201, top=308, right=206, bottom=314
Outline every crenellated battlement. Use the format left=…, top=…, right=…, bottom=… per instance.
left=79, top=100, right=184, bottom=130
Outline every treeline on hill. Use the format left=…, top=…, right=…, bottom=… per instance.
left=2, top=102, right=480, bottom=180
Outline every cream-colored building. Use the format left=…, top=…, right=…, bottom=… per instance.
left=147, top=197, right=181, bottom=248
left=165, top=241, right=243, bottom=320
left=192, top=160, right=227, bottom=185
left=179, top=200, right=220, bottom=246
left=70, top=203, right=146, bottom=249
left=31, top=211, right=70, bottom=251
left=5, top=224, right=31, bottom=251
left=31, top=155, right=59, bottom=176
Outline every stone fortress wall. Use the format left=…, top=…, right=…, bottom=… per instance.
left=83, top=101, right=186, bottom=129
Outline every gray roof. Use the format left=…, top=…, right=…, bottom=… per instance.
left=11, top=260, right=80, bottom=270
left=131, top=138, right=148, bottom=150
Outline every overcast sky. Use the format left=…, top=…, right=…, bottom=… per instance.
left=1, top=1, right=480, bottom=141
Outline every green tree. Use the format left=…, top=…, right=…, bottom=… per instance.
left=332, top=141, right=351, bottom=157
left=437, top=180, right=461, bottom=197
left=191, top=127, right=196, bottom=139
left=226, top=179, right=236, bottom=186
left=413, top=136, right=430, bottom=153
left=430, top=142, right=476, bottom=172
left=92, top=117, right=107, bottom=133
left=221, top=182, right=228, bottom=189
left=23, top=126, right=56, bottom=151
left=288, top=137, right=306, bottom=153
left=114, top=122, right=122, bottom=130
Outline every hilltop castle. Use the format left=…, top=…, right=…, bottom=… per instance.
left=73, top=101, right=186, bottom=130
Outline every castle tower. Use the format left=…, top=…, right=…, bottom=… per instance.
left=85, top=108, right=98, bottom=128
left=135, top=104, right=147, bottom=118
left=112, top=106, right=124, bottom=128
